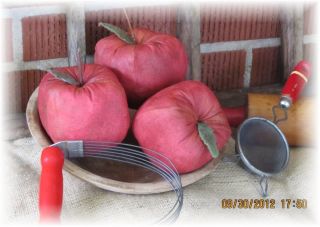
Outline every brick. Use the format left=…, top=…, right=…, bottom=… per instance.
left=5, top=71, right=21, bottom=114
left=22, top=14, right=67, bottom=61
left=201, top=50, right=246, bottom=91
left=251, top=47, right=282, bottom=87
left=4, top=70, right=47, bottom=113
left=200, top=3, right=281, bottom=42
left=2, top=18, right=13, bottom=62
left=5, top=70, right=45, bottom=113
left=85, top=5, right=177, bottom=55
left=22, top=70, right=46, bottom=112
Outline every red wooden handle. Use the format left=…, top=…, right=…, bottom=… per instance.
left=281, top=60, right=311, bottom=103
left=39, top=146, right=64, bottom=223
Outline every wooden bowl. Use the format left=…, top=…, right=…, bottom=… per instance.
left=26, top=88, right=235, bottom=194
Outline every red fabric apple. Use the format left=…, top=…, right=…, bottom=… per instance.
left=38, top=64, right=130, bottom=143
left=133, top=81, right=231, bottom=173
left=94, top=23, right=188, bottom=108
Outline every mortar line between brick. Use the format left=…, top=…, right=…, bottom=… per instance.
left=200, top=38, right=281, bottom=53
left=3, top=58, right=69, bottom=72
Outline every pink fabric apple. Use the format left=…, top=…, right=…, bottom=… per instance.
left=38, top=64, right=130, bottom=143
left=133, top=80, right=231, bottom=173
left=94, top=27, right=188, bottom=107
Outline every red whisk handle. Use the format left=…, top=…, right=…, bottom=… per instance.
left=39, top=146, right=64, bottom=223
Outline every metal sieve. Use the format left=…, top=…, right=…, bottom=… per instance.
left=236, top=117, right=289, bottom=197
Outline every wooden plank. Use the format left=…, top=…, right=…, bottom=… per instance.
left=293, top=4, right=304, bottom=64
left=66, top=3, right=86, bottom=66
left=176, top=3, right=201, bottom=81
left=248, top=93, right=314, bottom=146
left=280, top=4, right=304, bottom=80
left=169, top=6, right=177, bottom=35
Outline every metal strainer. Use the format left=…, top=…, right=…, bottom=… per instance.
left=237, top=117, right=289, bottom=196
left=234, top=60, right=311, bottom=197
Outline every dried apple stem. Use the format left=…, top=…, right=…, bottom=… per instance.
left=122, top=8, right=136, bottom=42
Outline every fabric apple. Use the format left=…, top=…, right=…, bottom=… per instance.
left=133, top=80, right=231, bottom=173
left=38, top=64, right=130, bottom=143
left=94, top=23, right=188, bottom=108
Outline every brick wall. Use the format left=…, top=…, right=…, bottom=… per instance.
left=22, top=14, right=68, bottom=61
left=2, top=2, right=318, bottom=114
left=200, top=3, right=283, bottom=91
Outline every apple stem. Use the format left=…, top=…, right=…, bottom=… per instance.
left=122, top=8, right=136, bottom=42
left=98, top=22, right=135, bottom=44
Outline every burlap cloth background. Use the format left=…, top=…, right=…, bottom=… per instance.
left=3, top=115, right=319, bottom=226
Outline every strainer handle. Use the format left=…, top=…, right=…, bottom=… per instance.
left=280, top=61, right=311, bottom=109
left=259, top=176, right=268, bottom=197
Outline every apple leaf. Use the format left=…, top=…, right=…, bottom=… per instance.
left=99, top=22, right=135, bottom=44
left=197, top=122, right=219, bottom=158
left=47, top=69, right=80, bottom=86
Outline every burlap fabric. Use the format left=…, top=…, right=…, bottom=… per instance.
left=3, top=116, right=319, bottom=226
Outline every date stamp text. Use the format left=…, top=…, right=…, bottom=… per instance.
left=221, top=199, right=307, bottom=209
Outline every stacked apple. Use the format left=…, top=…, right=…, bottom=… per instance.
left=38, top=23, right=231, bottom=174
left=38, top=64, right=130, bottom=143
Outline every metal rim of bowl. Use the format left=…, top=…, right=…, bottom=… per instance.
left=236, top=117, right=290, bottom=177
